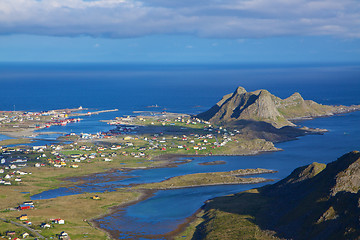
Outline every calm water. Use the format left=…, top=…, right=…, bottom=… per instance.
left=1, top=63, right=360, bottom=239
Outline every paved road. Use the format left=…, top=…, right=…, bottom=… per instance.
left=0, top=217, right=45, bottom=239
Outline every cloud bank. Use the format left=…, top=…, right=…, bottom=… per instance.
left=0, top=0, right=359, bottom=38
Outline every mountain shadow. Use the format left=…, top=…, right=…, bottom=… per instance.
left=193, top=151, right=360, bottom=240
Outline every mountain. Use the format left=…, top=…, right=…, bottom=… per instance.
left=192, top=151, right=360, bottom=240
left=197, top=86, right=359, bottom=128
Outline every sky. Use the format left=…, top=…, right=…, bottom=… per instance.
left=0, top=0, right=359, bottom=63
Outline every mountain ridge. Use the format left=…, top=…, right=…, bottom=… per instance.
left=197, top=86, right=360, bottom=128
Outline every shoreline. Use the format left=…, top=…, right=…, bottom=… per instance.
left=89, top=189, right=157, bottom=239
left=135, top=178, right=275, bottom=191
left=89, top=187, right=202, bottom=240
left=54, top=153, right=278, bottom=239
left=134, top=169, right=277, bottom=190
left=142, top=208, right=203, bottom=240
left=84, top=156, right=277, bottom=239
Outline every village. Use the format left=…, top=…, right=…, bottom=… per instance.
left=0, top=111, right=277, bottom=239
left=0, top=108, right=85, bottom=131
left=0, top=114, right=242, bottom=184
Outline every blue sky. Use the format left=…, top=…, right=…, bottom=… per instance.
left=0, top=0, right=359, bottom=63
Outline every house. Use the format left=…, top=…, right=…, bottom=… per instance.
left=22, top=232, right=30, bottom=238
left=54, top=218, right=65, bottom=224
left=19, top=214, right=28, bottom=221
left=92, top=195, right=101, bottom=200
left=41, top=223, right=51, bottom=228
left=59, top=231, right=70, bottom=240
left=6, top=231, right=15, bottom=236
left=19, top=204, right=34, bottom=210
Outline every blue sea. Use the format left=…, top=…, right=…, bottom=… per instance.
left=1, top=63, right=360, bottom=239
left=1, top=63, right=359, bottom=114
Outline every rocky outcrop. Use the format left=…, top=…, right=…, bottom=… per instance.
left=197, top=86, right=359, bottom=128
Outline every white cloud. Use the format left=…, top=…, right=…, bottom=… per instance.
left=0, top=0, right=359, bottom=38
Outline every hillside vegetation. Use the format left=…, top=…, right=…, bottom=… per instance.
left=191, top=151, right=360, bottom=240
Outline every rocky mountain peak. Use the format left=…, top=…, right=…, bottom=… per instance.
left=234, top=86, right=247, bottom=95
left=197, top=86, right=346, bottom=128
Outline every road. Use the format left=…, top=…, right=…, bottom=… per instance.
left=0, top=217, right=45, bottom=239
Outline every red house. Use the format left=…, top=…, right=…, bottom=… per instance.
left=19, top=204, right=34, bottom=210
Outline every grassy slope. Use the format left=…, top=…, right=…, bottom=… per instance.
left=192, top=189, right=279, bottom=240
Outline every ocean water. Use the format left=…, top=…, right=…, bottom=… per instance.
left=1, top=63, right=359, bottom=137
left=1, top=63, right=360, bottom=239
left=1, top=63, right=359, bottom=113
